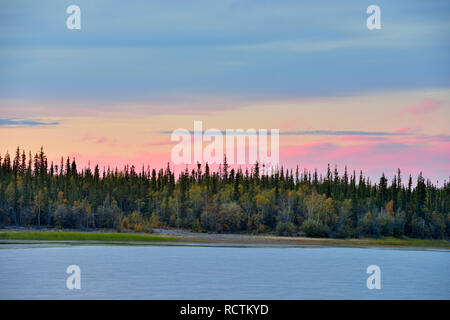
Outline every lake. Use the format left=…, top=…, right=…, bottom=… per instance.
left=0, top=244, right=449, bottom=299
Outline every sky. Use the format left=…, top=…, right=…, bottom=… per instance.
left=0, top=0, right=449, bottom=183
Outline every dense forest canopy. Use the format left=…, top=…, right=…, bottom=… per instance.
left=0, top=147, right=448, bottom=239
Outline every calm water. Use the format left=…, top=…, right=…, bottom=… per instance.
left=0, top=244, right=448, bottom=299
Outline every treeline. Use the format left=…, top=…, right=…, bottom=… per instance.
left=0, top=147, right=449, bottom=239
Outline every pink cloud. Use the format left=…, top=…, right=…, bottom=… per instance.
left=339, top=135, right=388, bottom=142
left=394, top=127, right=414, bottom=134
left=80, top=134, right=94, bottom=142
left=80, top=134, right=109, bottom=144
left=280, top=120, right=298, bottom=131
left=402, top=98, right=443, bottom=116
left=279, top=139, right=450, bottom=184
left=96, top=137, right=108, bottom=144
left=52, top=134, right=450, bottom=183
left=144, top=139, right=177, bottom=146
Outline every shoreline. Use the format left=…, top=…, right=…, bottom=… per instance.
left=0, top=229, right=449, bottom=249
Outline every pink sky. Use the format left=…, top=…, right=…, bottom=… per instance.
left=1, top=89, right=449, bottom=183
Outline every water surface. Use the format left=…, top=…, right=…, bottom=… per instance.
left=0, top=244, right=448, bottom=299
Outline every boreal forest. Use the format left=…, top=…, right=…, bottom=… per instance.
left=0, top=147, right=448, bottom=239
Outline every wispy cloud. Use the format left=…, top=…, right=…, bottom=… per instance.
left=280, top=130, right=409, bottom=136
left=144, top=139, right=177, bottom=146
left=159, top=129, right=408, bottom=136
left=96, top=137, right=108, bottom=144
left=279, top=139, right=450, bottom=183
left=1, top=1, right=448, bottom=100
left=402, top=98, right=443, bottom=115
left=0, top=118, right=59, bottom=127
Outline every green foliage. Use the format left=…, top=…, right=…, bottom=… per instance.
left=276, top=222, right=297, bottom=236
left=216, top=202, right=245, bottom=232
left=300, top=219, right=330, bottom=238
left=0, top=148, right=449, bottom=240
